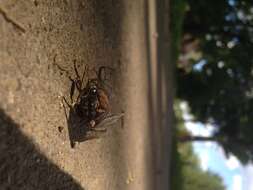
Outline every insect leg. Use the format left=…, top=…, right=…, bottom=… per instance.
left=62, top=96, right=78, bottom=148
left=62, top=97, right=76, bottom=147
left=69, top=76, right=82, bottom=104
left=73, top=60, right=84, bottom=91
left=69, top=78, right=76, bottom=104
left=73, top=59, right=81, bottom=80
left=62, top=96, right=72, bottom=109
left=91, top=128, right=107, bottom=133
left=80, top=65, right=88, bottom=89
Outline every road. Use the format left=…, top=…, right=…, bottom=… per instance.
left=0, top=0, right=172, bottom=189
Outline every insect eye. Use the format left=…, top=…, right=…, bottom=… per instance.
left=90, top=88, right=97, bottom=94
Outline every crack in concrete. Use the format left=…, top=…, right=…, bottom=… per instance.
left=0, top=6, right=26, bottom=33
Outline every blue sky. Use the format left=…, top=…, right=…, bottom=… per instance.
left=180, top=102, right=252, bottom=190
left=193, top=140, right=242, bottom=190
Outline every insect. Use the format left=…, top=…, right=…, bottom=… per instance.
left=58, top=60, right=123, bottom=148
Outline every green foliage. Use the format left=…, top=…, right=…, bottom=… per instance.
left=171, top=103, right=225, bottom=190
left=170, top=136, right=225, bottom=190
left=170, top=134, right=225, bottom=190
left=180, top=144, right=225, bottom=190
left=176, top=0, right=253, bottom=163
left=183, top=0, right=228, bottom=39
left=170, top=0, right=187, bottom=63
left=170, top=137, right=183, bottom=190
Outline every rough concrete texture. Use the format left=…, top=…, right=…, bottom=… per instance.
left=0, top=0, right=172, bottom=190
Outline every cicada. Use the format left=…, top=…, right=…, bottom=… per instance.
left=58, top=61, right=123, bottom=148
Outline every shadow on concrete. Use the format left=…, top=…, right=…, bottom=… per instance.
left=0, top=108, right=84, bottom=190
left=64, top=106, right=89, bottom=148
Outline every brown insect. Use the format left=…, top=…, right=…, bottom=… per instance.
left=58, top=61, right=123, bottom=148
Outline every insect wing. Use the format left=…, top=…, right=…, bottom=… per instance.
left=95, top=113, right=124, bottom=129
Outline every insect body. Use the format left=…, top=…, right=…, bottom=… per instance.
left=59, top=62, right=121, bottom=147
left=74, top=79, right=110, bottom=128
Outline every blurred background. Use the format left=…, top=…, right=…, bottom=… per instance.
left=171, top=0, right=253, bottom=190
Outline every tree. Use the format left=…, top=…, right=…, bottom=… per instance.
left=173, top=104, right=225, bottom=190
left=176, top=0, right=253, bottom=164
left=179, top=141, right=225, bottom=190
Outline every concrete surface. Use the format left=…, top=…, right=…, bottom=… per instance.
left=0, top=0, right=173, bottom=189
